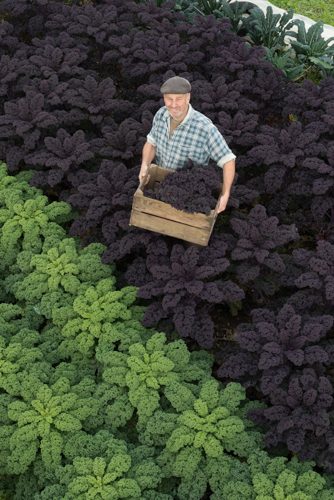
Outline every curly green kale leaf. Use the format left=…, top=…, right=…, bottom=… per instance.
left=0, top=393, right=16, bottom=475
left=138, top=410, right=179, bottom=447
left=206, top=454, right=253, bottom=500
left=0, top=303, right=31, bottom=342
left=0, top=336, right=43, bottom=396
left=0, top=163, right=35, bottom=200
left=96, top=316, right=151, bottom=359
left=89, top=382, right=134, bottom=431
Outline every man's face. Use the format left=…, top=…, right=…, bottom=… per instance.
left=163, top=93, right=190, bottom=121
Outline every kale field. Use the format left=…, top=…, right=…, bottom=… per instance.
left=0, top=0, right=334, bottom=498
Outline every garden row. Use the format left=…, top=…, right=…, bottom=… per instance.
left=3, top=164, right=334, bottom=498
left=0, top=0, right=334, bottom=475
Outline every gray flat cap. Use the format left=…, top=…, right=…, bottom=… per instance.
left=160, top=76, right=191, bottom=94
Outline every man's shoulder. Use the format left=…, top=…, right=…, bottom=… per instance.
left=189, top=108, right=215, bottom=134
left=154, top=106, right=169, bottom=121
left=190, top=108, right=213, bottom=128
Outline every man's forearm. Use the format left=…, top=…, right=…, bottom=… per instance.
left=216, top=159, right=235, bottom=213
left=141, top=142, right=156, bottom=169
left=221, top=159, right=235, bottom=195
left=139, top=142, right=156, bottom=183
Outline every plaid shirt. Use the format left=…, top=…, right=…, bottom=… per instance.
left=147, top=104, right=236, bottom=169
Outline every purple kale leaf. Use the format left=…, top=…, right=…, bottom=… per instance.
left=293, top=240, right=334, bottom=309
left=303, top=143, right=334, bottom=196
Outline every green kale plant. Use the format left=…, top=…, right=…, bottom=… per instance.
left=0, top=164, right=71, bottom=274
left=0, top=335, right=44, bottom=396
left=7, top=239, right=113, bottom=315
left=0, top=303, right=41, bottom=343
left=53, top=278, right=137, bottom=356
left=34, top=434, right=164, bottom=500
left=7, top=376, right=99, bottom=474
left=243, top=6, right=297, bottom=50
left=248, top=450, right=334, bottom=499
left=101, top=332, right=213, bottom=423
left=288, top=20, right=334, bottom=77
left=153, top=380, right=262, bottom=498
left=0, top=195, right=71, bottom=254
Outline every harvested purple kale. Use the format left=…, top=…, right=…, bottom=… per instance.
left=144, top=161, right=222, bottom=214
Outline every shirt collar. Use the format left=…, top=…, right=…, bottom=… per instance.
left=164, top=103, right=193, bottom=126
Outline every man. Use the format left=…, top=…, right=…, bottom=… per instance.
left=139, top=76, right=236, bottom=213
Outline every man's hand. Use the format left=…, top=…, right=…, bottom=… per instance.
left=139, top=163, right=150, bottom=185
left=217, top=192, right=230, bottom=213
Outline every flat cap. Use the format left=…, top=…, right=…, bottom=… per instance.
left=160, top=76, right=191, bottom=94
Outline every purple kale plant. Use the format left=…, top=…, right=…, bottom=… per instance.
left=190, top=76, right=258, bottom=126
left=67, top=160, right=138, bottom=248
left=27, top=128, right=93, bottom=188
left=28, top=36, right=89, bottom=79
left=217, top=304, right=333, bottom=394
left=0, top=91, right=59, bottom=154
left=60, top=2, right=119, bottom=45
left=228, top=204, right=299, bottom=299
left=206, top=38, right=286, bottom=117
left=62, top=76, right=119, bottom=125
left=126, top=236, right=244, bottom=348
left=282, top=78, right=334, bottom=140
left=23, top=74, right=70, bottom=109
left=98, top=118, right=144, bottom=162
left=243, top=122, right=322, bottom=194
left=249, top=368, right=334, bottom=465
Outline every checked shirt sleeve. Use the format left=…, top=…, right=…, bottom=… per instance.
left=206, top=125, right=236, bottom=168
left=146, top=110, right=160, bottom=147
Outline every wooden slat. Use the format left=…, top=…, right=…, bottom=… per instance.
left=130, top=210, right=211, bottom=246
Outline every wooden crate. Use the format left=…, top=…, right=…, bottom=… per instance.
left=129, top=164, right=219, bottom=246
